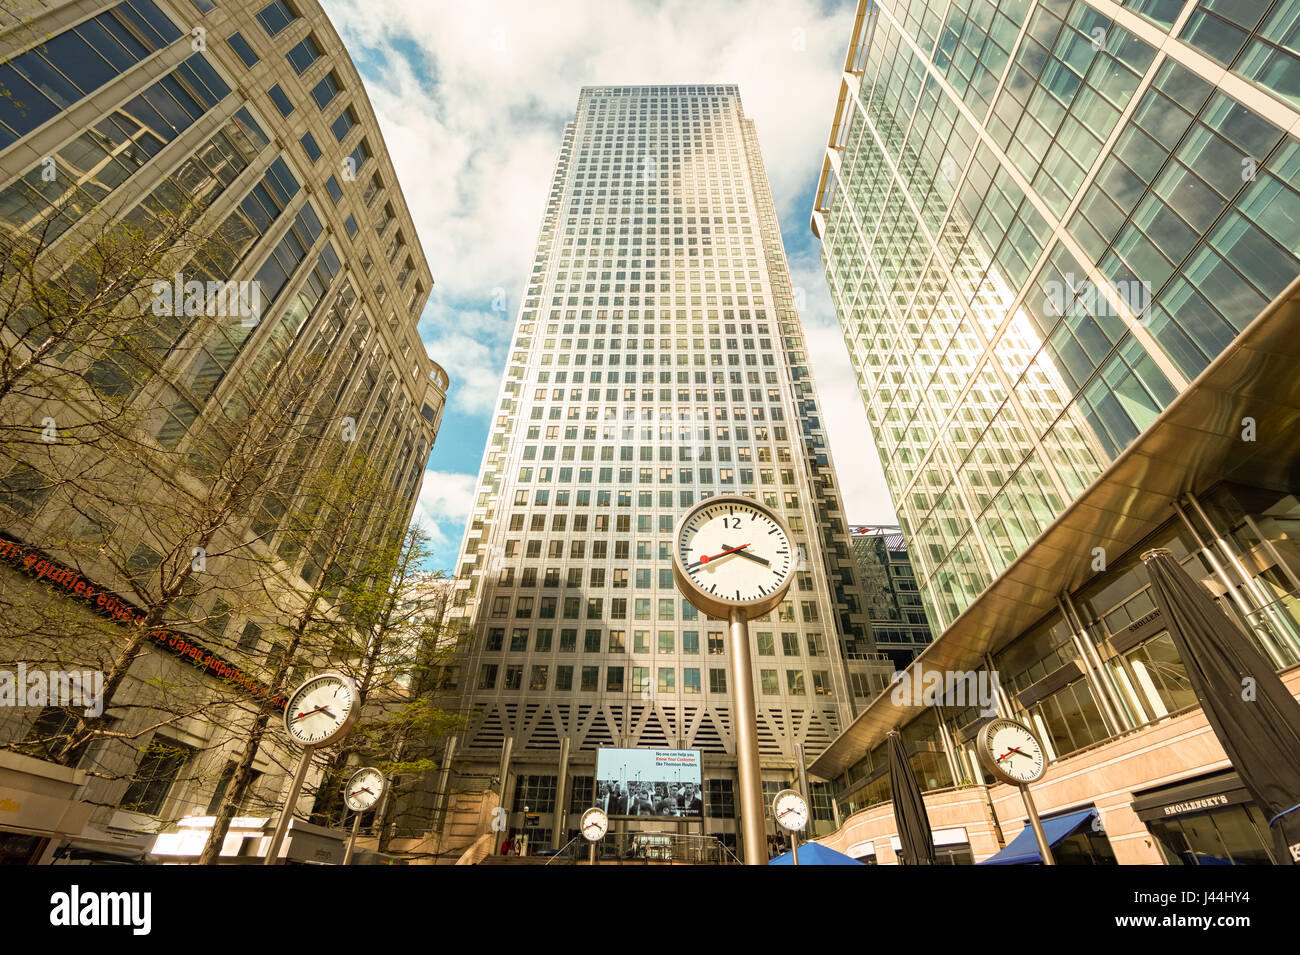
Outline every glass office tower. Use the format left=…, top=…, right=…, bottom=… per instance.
left=813, top=0, right=1300, bottom=632
left=447, top=85, right=893, bottom=848
left=805, top=2, right=1300, bottom=863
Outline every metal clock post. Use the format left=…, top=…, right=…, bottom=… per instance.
left=773, top=788, right=809, bottom=865
left=342, top=766, right=387, bottom=865
left=976, top=717, right=1055, bottom=865
left=265, top=672, right=360, bottom=865
left=672, top=494, right=797, bottom=866
left=579, top=806, right=608, bottom=864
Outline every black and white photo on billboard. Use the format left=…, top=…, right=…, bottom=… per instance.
left=595, top=748, right=703, bottom=818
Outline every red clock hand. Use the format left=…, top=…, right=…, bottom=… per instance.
left=701, top=543, right=749, bottom=564
left=294, top=705, right=327, bottom=721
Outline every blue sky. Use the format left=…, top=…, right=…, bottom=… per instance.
left=321, top=0, right=897, bottom=570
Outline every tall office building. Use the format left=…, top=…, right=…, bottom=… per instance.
left=446, top=84, right=893, bottom=850
left=0, top=0, right=445, bottom=861
left=805, top=1, right=1300, bottom=864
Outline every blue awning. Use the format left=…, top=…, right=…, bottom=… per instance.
left=977, top=808, right=1096, bottom=865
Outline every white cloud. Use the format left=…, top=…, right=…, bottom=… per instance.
left=412, top=469, right=478, bottom=563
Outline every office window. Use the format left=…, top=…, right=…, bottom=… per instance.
left=683, top=668, right=700, bottom=694
left=300, top=131, right=321, bottom=163
left=760, top=669, right=779, bottom=694
left=311, top=71, right=342, bottom=109
left=267, top=83, right=293, bottom=116
left=285, top=34, right=322, bottom=74
left=631, top=667, right=649, bottom=694
left=227, top=31, right=259, bottom=66
left=120, top=738, right=195, bottom=815
left=330, top=105, right=358, bottom=142
left=709, top=668, right=727, bottom=693
left=786, top=670, right=805, bottom=695
left=682, top=631, right=699, bottom=654
left=706, top=779, right=735, bottom=818
left=325, top=174, right=342, bottom=204
left=344, top=214, right=358, bottom=237
left=504, top=666, right=522, bottom=690
left=607, top=666, right=624, bottom=692
left=256, top=0, right=296, bottom=36
left=555, top=666, right=573, bottom=691
left=658, top=667, right=675, bottom=692
left=581, top=666, right=599, bottom=692
left=529, top=666, right=548, bottom=691
left=658, top=631, right=674, bottom=653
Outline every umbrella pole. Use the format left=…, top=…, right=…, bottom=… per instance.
left=1020, top=783, right=1055, bottom=866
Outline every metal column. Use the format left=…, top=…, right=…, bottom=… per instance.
left=729, top=608, right=766, bottom=865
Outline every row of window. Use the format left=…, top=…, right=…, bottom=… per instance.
left=476, top=662, right=835, bottom=696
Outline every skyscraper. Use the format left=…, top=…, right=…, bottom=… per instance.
left=0, top=0, right=446, bottom=859
left=446, top=85, right=893, bottom=850
left=805, top=1, right=1300, bottom=864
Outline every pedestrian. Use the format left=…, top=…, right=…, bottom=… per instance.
left=501, top=833, right=512, bottom=855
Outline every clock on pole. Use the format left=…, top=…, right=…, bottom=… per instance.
left=772, top=788, right=809, bottom=866
left=672, top=494, right=796, bottom=866
left=265, top=672, right=360, bottom=865
left=976, top=717, right=1056, bottom=865
left=342, top=766, right=386, bottom=865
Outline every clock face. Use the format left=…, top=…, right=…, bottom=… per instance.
left=284, top=673, right=358, bottom=747
left=579, top=806, right=608, bottom=842
left=981, top=719, right=1046, bottom=784
left=673, top=496, right=795, bottom=616
left=772, top=789, right=809, bottom=832
left=344, top=767, right=385, bottom=812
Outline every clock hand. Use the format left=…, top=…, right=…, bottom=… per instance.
left=294, top=705, right=327, bottom=721
left=722, top=543, right=770, bottom=567
left=686, top=543, right=750, bottom=569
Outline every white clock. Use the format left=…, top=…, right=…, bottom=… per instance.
left=976, top=718, right=1047, bottom=785
left=283, top=672, right=359, bottom=748
left=344, top=766, right=386, bottom=812
left=579, top=806, right=608, bottom=842
left=772, top=789, right=809, bottom=833
left=672, top=495, right=796, bottom=619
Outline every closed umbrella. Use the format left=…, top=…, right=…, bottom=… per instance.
left=888, top=729, right=935, bottom=865
left=1142, top=548, right=1300, bottom=865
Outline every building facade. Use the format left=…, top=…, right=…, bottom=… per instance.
left=809, top=0, right=1300, bottom=864
left=445, top=84, right=894, bottom=852
left=849, top=524, right=935, bottom=669
left=0, top=0, right=445, bottom=861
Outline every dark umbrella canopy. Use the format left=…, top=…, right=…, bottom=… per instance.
left=1142, top=548, right=1300, bottom=865
left=888, top=730, right=935, bottom=865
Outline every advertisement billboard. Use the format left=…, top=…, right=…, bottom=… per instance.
left=594, top=748, right=703, bottom=818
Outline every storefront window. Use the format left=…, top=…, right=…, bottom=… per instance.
left=1148, top=803, right=1276, bottom=865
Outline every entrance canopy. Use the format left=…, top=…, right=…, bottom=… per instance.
left=977, top=808, right=1096, bottom=865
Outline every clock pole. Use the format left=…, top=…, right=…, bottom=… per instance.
left=264, top=746, right=314, bottom=865
left=729, top=607, right=766, bottom=866
left=1020, top=784, right=1055, bottom=865
left=343, top=810, right=363, bottom=866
